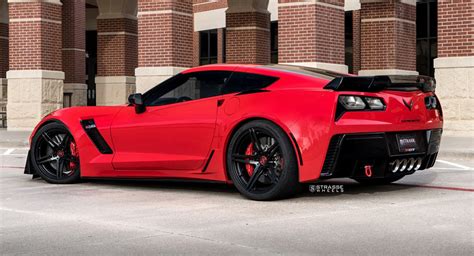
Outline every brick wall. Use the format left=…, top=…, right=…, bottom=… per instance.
left=97, top=18, right=137, bottom=76
left=360, top=1, right=416, bottom=71
left=193, top=0, right=227, bottom=12
left=352, top=10, right=361, bottom=74
left=278, top=0, right=345, bottom=65
left=226, top=11, right=270, bottom=64
left=438, top=0, right=474, bottom=57
left=8, top=2, right=62, bottom=71
left=62, top=0, right=85, bottom=83
left=0, top=23, right=7, bottom=78
left=138, top=0, right=193, bottom=68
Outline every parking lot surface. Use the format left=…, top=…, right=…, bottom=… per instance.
left=1, top=150, right=473, bottom=255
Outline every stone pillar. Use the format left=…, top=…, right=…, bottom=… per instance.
left=278, top=0, right=346, bottom=72
left=352, top=10, right=361, bottom=75
left=62, top=0, right=87, bottom=106
left=135, top=0, right=193, bottom=93
left=95, top=0, right=137, bottom=105
left=359, top=0, right=417, bottom=76
left=434, top=1, right=474, bottom=136
left=0, top=0, right=8, bottom=100
left=226, top=0, right=270, bottom=64
left=7, top=0, right=63, bottom=131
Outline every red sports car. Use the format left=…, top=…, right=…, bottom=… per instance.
left=25, top=64, right=443, bottom=200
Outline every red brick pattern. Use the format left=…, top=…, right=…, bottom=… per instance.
left=193, top=31, right=200, bottom=67
left=278, top=0, right=345, bottom=65
left=62, top=0, right=85, bottom=83
left=360, top=1, right=416, bottom=71
left=193, top=0, right=227, bottom=13
left=138, top=0, right=193, bottom=67
left=352, top=10, right=361, bottom=74
left=217, top=28, right=225, bottom=63
left=8, top=2, right=62, bottom=71
left=97, top=18, right=138, bottom=76
left=0, top=23, right=8, bottom=78
left=226, top=12, right=270, bottom=64
left=438, top=0, right=474, bottom=57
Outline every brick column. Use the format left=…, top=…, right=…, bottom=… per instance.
left=62, top=0, right=86, bottom=106
left=0, top=0, right=8, bottom=100
left=359, top=0, right=417, bottom=76
left=225, top=0, right=270, bottom=64
left=7, top=0, right=63, bottom=131
left=95, top=0, right=137, bottom=105
left=434, top=0, right=474, bottom=136
left=135, top=0, right=193, bottom=93
left=352, top=10, right=361, bottom=75
left=278, top=0, right=346, bottom=73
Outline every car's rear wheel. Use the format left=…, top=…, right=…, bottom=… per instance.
left=30, top=122, right=80, bottom=184
left=227, top=120, right=299, bottom=201
left=353, top=174, right=405, bottom=185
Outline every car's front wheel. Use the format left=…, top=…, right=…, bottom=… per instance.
left=30, top=122, right=81, bottom=184
left=227, top=120, right=299, bottom=201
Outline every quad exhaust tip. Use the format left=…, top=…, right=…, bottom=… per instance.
left=391, top=158, right=423, bottom=173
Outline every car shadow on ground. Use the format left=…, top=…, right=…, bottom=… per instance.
left=79, top=173, right=438, bottom=200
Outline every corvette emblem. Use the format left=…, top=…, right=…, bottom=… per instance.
left=403, top=99, right=414, bottom=110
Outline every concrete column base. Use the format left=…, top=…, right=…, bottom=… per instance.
left=95, top=76, right=136, bottom=106
left=434, top=56, right=474, bottom=137
left=0, top=78, right=6, bottom=100
left=63, top=83, right=87, bottom=106
left=135, top=67, right=187, bottom=94
left=6, top=70, right=64, bottom=131
left=281, top=62, right=348, bottom=74
left=358, top=69, right=419, bottom=76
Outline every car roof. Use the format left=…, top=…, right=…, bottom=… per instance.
left=183, top=64, right=349, bottom=81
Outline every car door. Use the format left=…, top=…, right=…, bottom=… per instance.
left=110, top=71, right=232, bottom=171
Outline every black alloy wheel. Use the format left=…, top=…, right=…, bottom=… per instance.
left=30, top=122, right=81, bottom=184
left=227, top=120, right=299, bottom=200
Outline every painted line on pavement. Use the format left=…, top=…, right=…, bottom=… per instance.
left=394, top=183, right=474, bottom=192
left=3, top=149, right=14, bottom=155
left=436, top=160, right=471, bottom=170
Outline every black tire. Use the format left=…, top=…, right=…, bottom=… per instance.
left=227, top=120, right=299, bottom=200
left=30, top=122, right=81, bottom=184
left=353, top=174, right=405, bottom=185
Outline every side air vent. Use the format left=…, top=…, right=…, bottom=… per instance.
left=320, top=135, right=343, bottom=177
left=80, top=119, right=113, bottom=154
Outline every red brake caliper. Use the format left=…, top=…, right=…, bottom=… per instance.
left=245, top=143, right=254, bottom=176
left=69, top=141, right=78, bottom=170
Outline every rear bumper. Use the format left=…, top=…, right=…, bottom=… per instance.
left=320, top=129, right=442, bottom=179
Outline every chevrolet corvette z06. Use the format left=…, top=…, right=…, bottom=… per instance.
left=25, top=64, right=443, bottom=200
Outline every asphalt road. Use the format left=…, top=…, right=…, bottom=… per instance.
left=0, top=148, right=473, bottom=255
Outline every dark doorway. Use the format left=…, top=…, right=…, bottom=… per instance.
left=416, top=0, right=437, bottom=77
left=86, top=30, right=97, bottom=106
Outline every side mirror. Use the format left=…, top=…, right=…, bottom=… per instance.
left=128, top=93, right=146, bottom=114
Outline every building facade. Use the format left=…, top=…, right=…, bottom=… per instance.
left=0, top=0, right=472, bottom=135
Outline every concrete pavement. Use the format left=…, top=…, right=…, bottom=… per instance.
left=0, top=151, right=473, bottom=255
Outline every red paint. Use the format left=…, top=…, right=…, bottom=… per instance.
left=364, top=165, right=373, bottom=177
left=29, top=64, right=443, bottom=183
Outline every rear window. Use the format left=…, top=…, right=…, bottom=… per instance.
left=262, top=64, right=348, bottom=80
left=221, top=72, right=279, bottom=94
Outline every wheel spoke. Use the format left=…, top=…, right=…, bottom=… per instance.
left=249, top=128, right=263, bottom=152
left=36, top=154, right=56, bottom=165
left=246, top=165, right=264, bottom=191
left=266, top=167, right=279, bottom=184
left=266, top=143, right=280, bottom=158
left=42, top=132, right=59, bottom=149
left=59, top=134, right=70, bottom=149
left=56, top=158, right=64, bottom=178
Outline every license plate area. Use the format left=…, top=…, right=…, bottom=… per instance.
left=396, top=133, right=419, bottom=153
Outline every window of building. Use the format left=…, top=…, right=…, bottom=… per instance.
left=344, top=11, right=353, bottom=74
left=416, top=0, right=437, bottom=76
left=199, top=30, right=218, bottom=65
left=271, top=22, right=278, bottom=64
left=144, top=71, right=232, bottom=106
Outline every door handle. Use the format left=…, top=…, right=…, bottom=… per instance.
left=217, top=99, right=225, bottom=107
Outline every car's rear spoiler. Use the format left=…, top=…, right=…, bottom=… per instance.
left=324, top=75, right=436, bottom=93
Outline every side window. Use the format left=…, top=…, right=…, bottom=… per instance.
left=222, top=72, right=279, bottom=94
left=144, top=71, right=231, bottom=107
